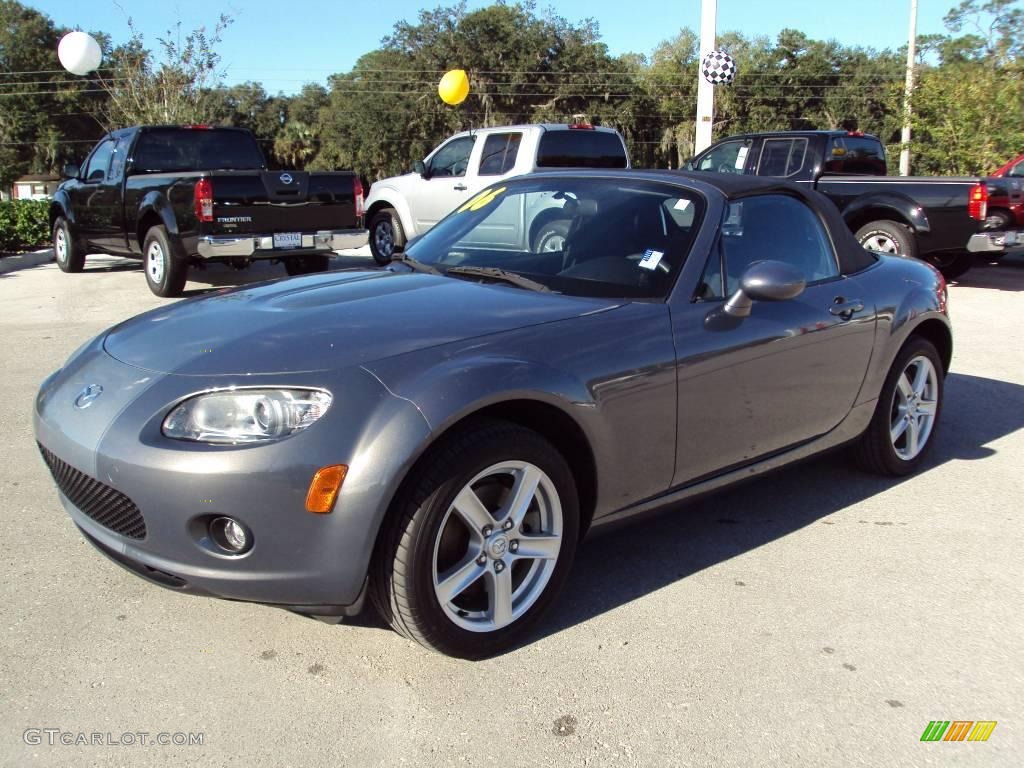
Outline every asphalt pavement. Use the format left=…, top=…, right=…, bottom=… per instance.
left=1, top=252, right=1021, bottom=767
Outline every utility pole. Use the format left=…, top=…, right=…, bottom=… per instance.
left=695, top=0, right=717, bottom=155
left=899, top=0, right=918, bottom=176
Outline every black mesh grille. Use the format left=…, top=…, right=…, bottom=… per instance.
left=38, top=444, right=147, bottom=540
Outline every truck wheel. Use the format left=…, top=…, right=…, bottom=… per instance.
left=531, top=219, right=571, bottom=253
left=143, top=226, right=188, bottom=298
left=369, top=208, right=405, bottom=265
left=53, top=217, right=85, bottom=273
left=370, top=421, right=579, bottom=659
left=983, top=209, right=1013, bottom=231
left=284, top=254, right=330, bottom=276
left=855, top=220, right=917, bottom=257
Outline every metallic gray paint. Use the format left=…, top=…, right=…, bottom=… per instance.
left=33, top=171, right=951, bottom=616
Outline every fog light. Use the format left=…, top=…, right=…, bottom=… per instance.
left=209, top=516, right=252, bottom=554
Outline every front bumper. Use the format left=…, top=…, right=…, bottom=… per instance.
left=196, top=228, right=369, bottom=259
left=967, top=230, right=1021, bottom=253
left=33, top=351, right=431, bottom=616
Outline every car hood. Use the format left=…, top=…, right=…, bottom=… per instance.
left=103, top=270, right=613, bottom=376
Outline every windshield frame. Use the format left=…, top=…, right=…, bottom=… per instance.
left=403, top=174, right=708, bottom=302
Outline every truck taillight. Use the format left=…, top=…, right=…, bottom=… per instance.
left=353, top=177, right=364, bottom=218
left=968, top=183, right=988, bottom=221
left=194, top=178, right=214, bottom=222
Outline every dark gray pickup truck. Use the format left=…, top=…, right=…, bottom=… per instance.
left=50, top=125, right=367, bottom=297
left=689, top=130, right=987, bottom=279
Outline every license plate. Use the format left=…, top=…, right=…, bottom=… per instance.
left=273, top=232, right=302, bottom=249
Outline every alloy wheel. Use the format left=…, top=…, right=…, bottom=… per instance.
left=55, top=227, right=67, bottom=264
left=373, top=221, right=395, bottom=259
left=432, top=461, right=563, bottom=633
left=889, top=355, right=939, bottom=461
left=862, top=233, right=898, bottom=253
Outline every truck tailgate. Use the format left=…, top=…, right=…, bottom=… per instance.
left=208, top=171, right=360, bottom=235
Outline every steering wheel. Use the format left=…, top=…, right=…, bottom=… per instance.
left=717, top=162, right=739, bottom=174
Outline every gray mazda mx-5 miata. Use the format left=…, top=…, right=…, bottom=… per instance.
left=35, top=170, right=951, bottom=658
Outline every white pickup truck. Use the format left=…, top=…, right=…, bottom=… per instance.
left=363, top=123, right=630, bottom=263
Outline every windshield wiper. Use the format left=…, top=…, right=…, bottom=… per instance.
left=389, top=254, right=442, bottom=275
left=444, top=266, right=551, bottom=293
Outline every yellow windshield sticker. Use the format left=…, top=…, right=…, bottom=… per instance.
left=458, top=186, right=507, bottom=213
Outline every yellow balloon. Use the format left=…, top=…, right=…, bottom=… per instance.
left=438, top=69, right=470, bottom=106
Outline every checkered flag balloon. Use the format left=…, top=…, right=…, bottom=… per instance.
left=701, top=50, right=737, bottom=85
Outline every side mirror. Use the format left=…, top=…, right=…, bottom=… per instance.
left=684, top=157, right=696, bottom=171
left=723, top=260, right=806, bottom=318
left=413, top=160, right=429, bottom=178
left=61, top=163, right=80, bottom=180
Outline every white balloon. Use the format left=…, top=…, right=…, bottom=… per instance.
left=58, top=31, right=102, bottom=76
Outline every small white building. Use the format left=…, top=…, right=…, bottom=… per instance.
left=10, top=174, right=60, bottom=200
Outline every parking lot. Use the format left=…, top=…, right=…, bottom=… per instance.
left=1, top=252, right=1021, bottom=766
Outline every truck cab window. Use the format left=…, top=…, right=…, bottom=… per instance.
left=757, top=138, right=808, bottom=177
left=479, top=133, right=522, bottom=176
left=428, top=137, right=476, bottom=178
left=82, top=139, right=114, bottom=182
left=696, top=140, right=751, bottom=174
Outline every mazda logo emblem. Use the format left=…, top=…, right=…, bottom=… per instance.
left=74, top=384, right=103, bottom=409
left=279, top=173, right=293, bottom=185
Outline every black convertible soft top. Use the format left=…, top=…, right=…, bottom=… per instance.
left=657, top=170, right=878, bottom=275
left=530, top=168, right=878, bottom=275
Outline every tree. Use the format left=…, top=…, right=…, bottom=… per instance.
left=98, top=13, right=233, bottom=128
left=0, top=1, right=106, bottom=186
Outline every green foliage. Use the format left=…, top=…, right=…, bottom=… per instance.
left=0, top=200, right=50, bottom=251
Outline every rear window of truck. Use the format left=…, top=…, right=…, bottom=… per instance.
left=825, top=137, right=887, bottom=175
left=536, top=130, right=628, bottom=169
left=133, top=129, right=266, bottom=173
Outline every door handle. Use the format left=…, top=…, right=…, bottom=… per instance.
left=829, top=298, right=864, bottom=318
left=453, top=183, right=468, bottom=191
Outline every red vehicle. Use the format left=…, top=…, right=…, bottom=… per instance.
left=986, top=153, right=1024, bottom=230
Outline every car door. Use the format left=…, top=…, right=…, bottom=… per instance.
left=68, top=137, right=127, bottom=252
left=671, top=193, right=876, bottom=485
left=411, top=135, right=481, bottom=233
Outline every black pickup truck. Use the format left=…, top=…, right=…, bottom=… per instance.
left=689, top=130, right=986, bottom=279
left=50, top=125, right=367, bottom=297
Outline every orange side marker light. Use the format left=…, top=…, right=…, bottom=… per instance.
left=305, top=465, right=348, bottom=514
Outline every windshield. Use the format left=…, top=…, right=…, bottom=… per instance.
left=404, top=177, right=705, bottom=299
left=132, top=129, right=267, bottom=173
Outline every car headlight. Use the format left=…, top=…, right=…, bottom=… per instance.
left=162, top=389, right=332, bottom=444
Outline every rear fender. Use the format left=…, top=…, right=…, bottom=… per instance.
left=843, top=193, right=931, bottom=234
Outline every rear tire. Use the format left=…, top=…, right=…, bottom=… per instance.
left=369, top=208, right=405, bottom=265
left=53, top=216, right=85, bottom=273
left=855, top=336, right=944, bottom=477
left=983, top=209, right=1013, bottom=231
left=143, top=225, right=188, bottom=298
left=284, top=253, right=330, bottom=276
left=856, top=219, right=916, bottom=258
left=370, top=421, right=579, bottom=659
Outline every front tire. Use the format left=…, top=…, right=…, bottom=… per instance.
left=143, top=225, right=188, bottom=298
left=369, top=208, right=406, bottom=265
left=371, top=421, right=579, bottom=659
left=53, top=216, right=85, bottom=273
left=855, top=336, right=944, bottom=476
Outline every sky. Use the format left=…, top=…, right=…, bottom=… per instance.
left=34, top=0, right=953, bottom=94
